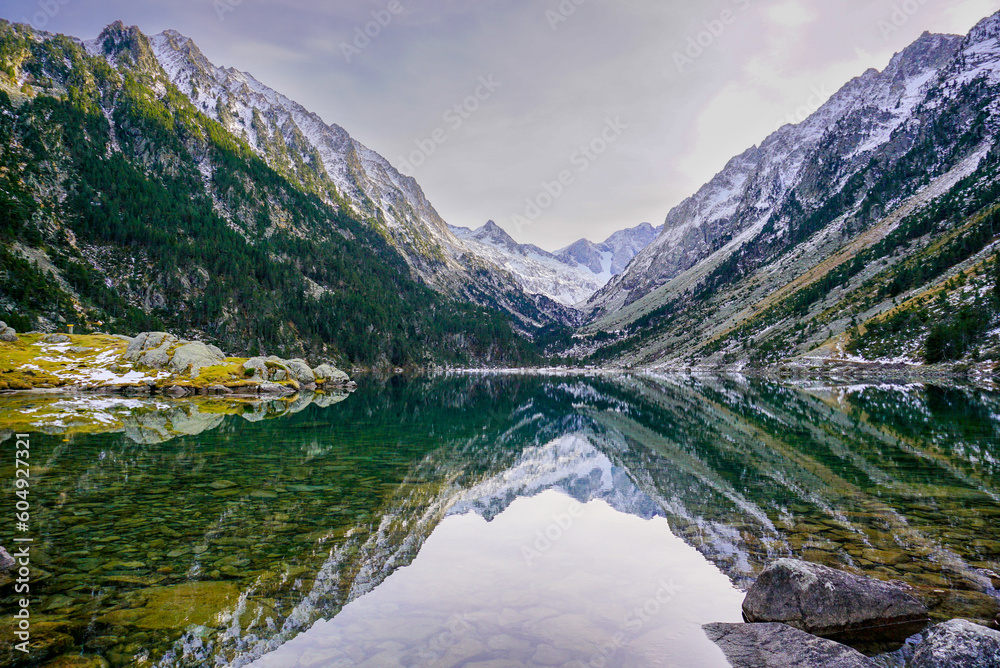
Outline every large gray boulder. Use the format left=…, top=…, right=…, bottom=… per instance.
left=169, top=342, right=225, bottom=377
left=0, top=322, right=18, bottom=343
left=742, top=559, right=928, bottom=641
left=124, top=332, right=178, bottom=369
left=264, top=356, right=291, bottom=382
left=284, top=359, right=315, bottom=383
left=42, top=333, right=70, bottom=344
left=314, top=363, right=351, bottom=386
left=703, top=623, right=878, bottom=668
left=911, top=619, right=1000, bottom=668
left=242, top=357, right=268, bottom=381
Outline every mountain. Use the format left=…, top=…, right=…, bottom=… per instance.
left=146, top=28, right=570, bottom=331
left=450, top=220, right=663, bottom=306
left=576, top=15, right=1000, bottom=371
left=556, top=221, right=663, bottom=276
left=0, top=20, right=540, bottom=367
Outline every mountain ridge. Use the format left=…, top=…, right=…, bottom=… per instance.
left=572, top=12, right=1000, bottom=373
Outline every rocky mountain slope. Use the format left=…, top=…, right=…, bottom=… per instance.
left=146, top=27, right=569, bottom=329
left=577, top=14, right=1000, bottom=372
left=0, top=20, right=545, bottom=367
left=451, top=220, right=663, bottom=305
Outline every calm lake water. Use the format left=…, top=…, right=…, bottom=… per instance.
left=1, top=374, right=999, bottom=667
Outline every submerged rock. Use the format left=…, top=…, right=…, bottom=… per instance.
left=911, top=619, right=1000, bottom=668
left=742, top=559, right=928, bottom=642
left=703, top=622, right=878, bottom=667
left=40, top=655, right=110, bottom=668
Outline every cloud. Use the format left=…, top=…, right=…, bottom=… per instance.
left=766, top=1, right=817, bottom=28
left=0, top=0, right=996, bottom=249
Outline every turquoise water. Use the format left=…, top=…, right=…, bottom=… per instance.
left=1, top=375, right=999, bottom=667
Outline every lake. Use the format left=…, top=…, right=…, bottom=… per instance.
left=1, top=374, right=999, bottom=667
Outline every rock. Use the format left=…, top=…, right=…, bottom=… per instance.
left=0, top=546, right=14, bottom=571
left=67, top=346, right=91, bottom=354
left=979, top=569, right=1000, bottom=590
left=285, top=359, right=315, bottom=383
left=258, top=382, right=296, bottom=396
left=314, top=363, right=352, bottom=385
left=42, top=333, right=70, bottom=344
left=270, top=368, right=288, bottom=382
left=162, top=385, right=189, bottom=397
left=206, top=385, right=232, bottom=395
left=124, top=332, right=178, bottom=369
left=96, top=581, right=239, bottom=630
left=703, top=622, right=879, bottom=667
left=742, top=559, right=928, bottom=642
left=911, top=619, right=1000, bottom=668
left=242, top=357, right=268, bottom=381
left=169, top=342, right=225, bottom=377
left=0, top=326, right=18, bottom=343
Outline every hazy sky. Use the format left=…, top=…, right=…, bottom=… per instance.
left=2, top=0, right=997, bottom=249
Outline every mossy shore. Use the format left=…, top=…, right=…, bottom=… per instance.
left=0, top=332, right=352, bottom=396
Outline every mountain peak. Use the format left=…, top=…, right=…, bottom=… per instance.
left=967, top=10, right=1000, bottom=45
left=96, top=21, right=158, bottom=70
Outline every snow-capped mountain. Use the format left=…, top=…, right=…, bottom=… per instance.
left=587, top=29, right=970, bottom=316
left=451, top=220, right=663, bottom=305
left=556, top=221, right=664, bottom=277
left=574, top=12, right=1000, bottom=369
left=142, top=26, right=569, bottom=328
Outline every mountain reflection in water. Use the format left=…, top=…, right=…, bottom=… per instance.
left=0, top=374, right=997, bottom=667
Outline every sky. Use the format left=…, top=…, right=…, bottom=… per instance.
left=1, top=0, right=997, bottom=250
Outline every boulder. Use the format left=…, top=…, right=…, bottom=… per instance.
left=314, top=363, right=352, bottom=386
left=205, top=385, right=233, bottom=395
left=42, top=333, right=71, bottom=344
left=0, top=546, right=14, bottom=571
left=285, top=359, right=316, bottom=383
left=0, top=324, right=18, bottom=343
left=162, top=385, right=190, bottom=397
left=742, top=559, right=928, bottom=641
left=910, top=619, right=1000, bottom=668
left=703, top=623, right=879, bottom=668
left=242, top=357, right=268, bottom=381
left=258, top=382, right=296, bottom=396
left=169, top=342, right=225, bottom=377
left=124, top=332, right=178, bottom=369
